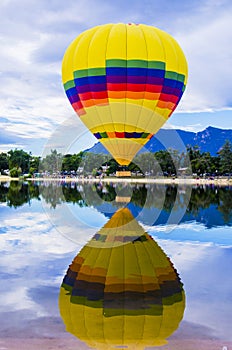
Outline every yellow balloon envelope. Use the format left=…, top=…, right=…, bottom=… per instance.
left=59, top=208, right=185, bottom=349
left=62, top=23, right=188, bottom=165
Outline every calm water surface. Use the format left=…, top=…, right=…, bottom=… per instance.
left=0, top=180, right=232, bottom=349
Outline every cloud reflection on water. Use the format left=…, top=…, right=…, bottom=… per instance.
left=0, top=182, right=232, bottom=346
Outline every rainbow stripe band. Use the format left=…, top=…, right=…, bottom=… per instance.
left=94, top=131, right=153, bottom=140
left=92, top=233, right=149, bottom=243
left=64, top=59, right=186, bottom=116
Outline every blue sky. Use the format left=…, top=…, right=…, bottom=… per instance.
left=1, top=0, right=232, bottom=155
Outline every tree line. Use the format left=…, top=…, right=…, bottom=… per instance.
left=0, top=140, right=232, bottom=177
left=0, top=181, right=231, bottom=225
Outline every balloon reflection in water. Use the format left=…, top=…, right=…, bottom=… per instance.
left=59, top=208, right=185, bottom=349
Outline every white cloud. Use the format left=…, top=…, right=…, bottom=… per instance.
left=1, top=286, right=41, bottom=313
left=177, top=7, right=232, bottom=112
left=154, top=238, right=213, bottom=271
left=0, top=210, right=78, bottom=257
left=0, top=0, right=232, bottom=153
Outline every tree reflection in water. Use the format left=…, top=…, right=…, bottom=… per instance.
left=0, top=181, right=231, bottom=227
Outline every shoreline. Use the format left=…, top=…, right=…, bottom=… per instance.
left=1, top=175, right=232, bottom=186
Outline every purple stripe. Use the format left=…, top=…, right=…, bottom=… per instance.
left=68, top=94, right=80, bottom=103
left=105, top=76, right=165, bottom=85
left=127, top=76, right=146, bottom=84
left=76, top=83, right=107, bottom=93
left=162, top=86, right=182, bottom=96
left=106, top=76, right=127, bottom=83
left=146, top=77, right=164, bottom=85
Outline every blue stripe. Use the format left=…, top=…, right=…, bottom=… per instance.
left=94, top=133, right=101, bottom=139
left=106, top=67, right=165, bottom=77
left=66, top=87, right=77, bottom=98
left=74, top=75, right=106, bottom=86
left=163, top=78, right=184, bottom=90
left=76, top=83, right=107, bottom=93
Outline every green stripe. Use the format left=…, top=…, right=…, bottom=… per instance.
left=141, top=132, right=150, bottom=139
left=74, top=67, right=106, bottom=78
left=182, top=85, right=186, bottom=92
left=106, top=59, right=165, bottom=70
left=71, top=296, right=103, bottom=308
left=163, top=292, right=184, bottom=305
left=94, top=234, right=107, bottom=242
left=165, top=71, right=185, bottom=83
left=100, top=131, right=107, bottom=138
left=147, top=61, right=165, bottom=69
left=127, top=59, right=148, bottom=68
left=104, top=304, right=163, bottom=317
left=106, top=59, right=127, bottom=67
left=64, top=80, right=75, bottom=90
left=61, top=284, right=72, bottom=293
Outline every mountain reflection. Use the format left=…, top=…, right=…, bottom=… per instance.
left=59, top=208, right=185, bottom=349
left=0, top=181, right=232, bottom=227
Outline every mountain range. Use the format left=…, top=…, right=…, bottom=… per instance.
left=87, top=126, right=232, bottom=156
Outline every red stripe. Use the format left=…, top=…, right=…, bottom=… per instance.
left=115, top=131, right=125, bottom=138
left=145, top=85, right=163, bottom=93
left=107, top=83, right=127, bottom=91
left=127, top=83, right=145, bottom=92
left=159, top=93, right=179, bottom=104
left=79, top=91, right=108, bottom=101
left=92, top=91, right=108, bottom=99
left=72, top=101, right=83, bottom=109
left=107, top=83, right=163, bottom=94
left=79, top=92, right=92, bottom=101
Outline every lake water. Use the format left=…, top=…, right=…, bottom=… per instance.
left=0, top=180, right=232, bottom=350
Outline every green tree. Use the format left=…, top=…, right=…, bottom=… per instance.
left=39, top=183, right=63, bottom=208
left=0, top=153, right=9, bottom=173
left=40, top=149, right=63, bottom=174
left=218, top=140, right=232, bottom=174
left=29, top=156, right=41, bottom=174
left=187, top=146, right=202, bottom=175
left=155, top=150, right=176, bottom=175
left=81, top=153, right=110, bottom=175
left=8, top=149, right=31, bottom=173
left=62, top=152, right=84, bottom=172
left=217, top=188, right=232, bottom=223
left=104, top=158, right=120, bottom=175
left=6, top=181, right=28, bottom=208
left=132, top=153, right=158, bottom=176
left=10, top=167, right=20, bottom=177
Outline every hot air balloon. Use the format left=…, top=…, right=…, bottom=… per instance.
left=59, top=208, right=185, bottom=349
left=62, top=23, right=188, bottom=166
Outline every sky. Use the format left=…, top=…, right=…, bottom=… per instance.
left=1, top=0, right=232, bottom=155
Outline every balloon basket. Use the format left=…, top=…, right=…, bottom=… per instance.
left=115, top=196, right=131, bottom=203
left=116, top=171, right=131, bottom=178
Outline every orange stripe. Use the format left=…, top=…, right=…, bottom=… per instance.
left=95, top=98, right=109, bottom=105
left=144, top=92, right=161, bottom=100
left=78, top=109, right=86, bottom=115
left=157, top=100, right=173, bottom=109
left=107, top=131, right=116, bottom=138
left=82, top=99, right=95, bottom=107
left=126, top=91, right=144, bottom=99
left=108, top=91, right=126, bottom=98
